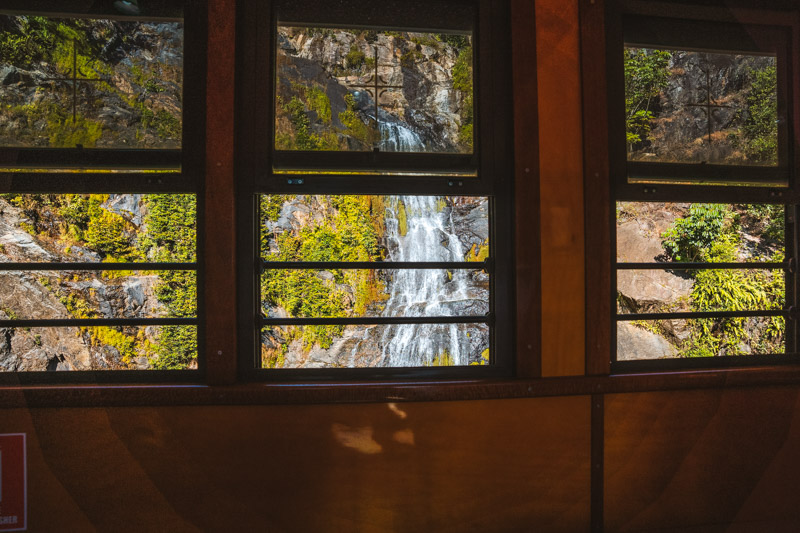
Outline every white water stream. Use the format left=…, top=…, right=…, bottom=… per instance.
left=379, top=196, right=476, bottom=366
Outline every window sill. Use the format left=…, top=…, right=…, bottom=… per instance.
left=3, top=364, right=800, bottom=407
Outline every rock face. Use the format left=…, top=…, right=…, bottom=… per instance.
left=0, top=196, right=166, bottom=372
left=630, top=50, right=776, bottom=164
left=617, top=322, right=677, bottom=361
left=0, top=17, right=183, bottom=148
left=276, top=27, right=471, bottom=153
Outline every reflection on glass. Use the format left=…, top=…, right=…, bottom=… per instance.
left=624, top=47, right=777, bottom=165
left=0, top=326, right=197, bottom=371
left=262, top=323, right=489, bottom=368
left=0, top=15, right=183, bottom=149
left=617, top=318, right=784, bottom=361
left=275, top=27, right=473, bottom=153
left=260, top=194, right=489, bottom=368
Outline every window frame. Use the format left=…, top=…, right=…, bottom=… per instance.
left=235, top=0, right=516, bottom=380
left=596, top=0, right=800, bottom=373
left=0, top=0, right=208, bottom=384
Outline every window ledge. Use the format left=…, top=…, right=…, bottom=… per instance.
left=3, top=365, right=800, bottom=407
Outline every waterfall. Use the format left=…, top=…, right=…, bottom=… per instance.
left=366, top=111, right=425, bottom=152
left=379, top=196, right=480, bottom=367
left=379, top=122, right=424, bottom=152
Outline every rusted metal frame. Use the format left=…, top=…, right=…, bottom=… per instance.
left=626, top=162, right=790, bottom=187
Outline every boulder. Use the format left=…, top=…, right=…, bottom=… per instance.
left=617, top=322, right=677, bottom=361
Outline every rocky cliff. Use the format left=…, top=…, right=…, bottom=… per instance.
left=276, top=27, right=473, bottom=153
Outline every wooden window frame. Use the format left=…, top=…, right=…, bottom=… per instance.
left=234, top=0, right=517, bottom=381
left=583, top=0, right=800, bottom=375
left=0, top=0, right=208, bottom=384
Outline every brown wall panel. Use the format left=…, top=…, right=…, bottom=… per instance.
left=605, top=387, right=800, bottom=532
left=3, top=396, right=590, bottom=532
left=536, top=0, right=586, bottom=377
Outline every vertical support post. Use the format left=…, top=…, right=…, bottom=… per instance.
left=580, top=0, right=612, bottom=375
left=205, top=0, right=237, bottom=384
left=511, top=0, right=541, bottom=378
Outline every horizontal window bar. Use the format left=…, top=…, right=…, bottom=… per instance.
left=261, top=315, right=492, bottom=326
left=617, top=262, right=789, bottom=270
left=0, top=263, right=197, bottom=271
left=0, top=148, right=181, bottom=170
left=0, top=318, right=196, bottom=327
left=617, top=310, right=785, bottom=321
left=261, top=260, right=491, bottom=271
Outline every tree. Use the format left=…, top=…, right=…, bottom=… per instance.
left=624, top=48, right=671, bottom=149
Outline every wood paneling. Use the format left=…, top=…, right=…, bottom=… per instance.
left=3, top=397, right=590, bottom=532
left=605, top=387, right=800, bottom=532
left=536, top=0, right=586, bottom=377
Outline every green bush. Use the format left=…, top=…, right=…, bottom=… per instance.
left=661, top=204, right=729, bottom=262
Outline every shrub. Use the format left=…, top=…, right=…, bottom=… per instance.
left=661, top=204, right=729, bottom=262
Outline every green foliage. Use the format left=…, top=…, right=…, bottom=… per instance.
left=743, top=65, right=778, bottom=164
left=661, top=204, right=729, bottom=262
left=427, top=349, right=454, bottom=366
left=397, top=199, right=408, bottom=236
left=47, top=113, right=103, bottom=148
left=281, top=96, right=338, bottom=150
left=345, top=44, right=366, bottom=70
left=624, top=48, right=671, bottom=147
left=339, top=93, right=375, bottom=147
left=437, top=34, right=470, bottom=50
left=260, top=196, right=387, bottom=349
left=453, top=47, right=474, bottom=150
left=138, top=194, right=197, bottom=369
left=657, top=204, right=786, bottom=358
left=140, top=107, right=181, bottom=139
left=466, top=241, right=490, bottom=262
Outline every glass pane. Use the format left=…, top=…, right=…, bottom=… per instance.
left=261, top=195, right=489, bottom=262
left=0, top=15, right=183, bottom=149
left=617, top=202, right=784, bottom=263
left=262, top=269, right=488, bottom=318
left=0, top=194, right=196, bottom=263
left=275, top=27, right=473, bottom=153
left=0, top=325, right=197, bottom=371
left=618, top=269, right=783, bottom=314
left=0, top=270, right=196, bottom=319
left=624, top=47, right=778, bottom=166
left=262, top=323, right=489, bottom=368
left=617, top=317, right=784, bottom=361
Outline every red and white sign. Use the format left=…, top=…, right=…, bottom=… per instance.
left=0, top=434, right=26, bottom=532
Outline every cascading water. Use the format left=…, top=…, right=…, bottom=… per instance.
left=379, top=122, right=424, bottom=152
left=379, top=196, right=485, bottom=366
left=366, top=111, right=425, bottom=152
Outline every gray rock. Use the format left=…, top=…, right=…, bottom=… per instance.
left=617, top=322, right=677, bottom=361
